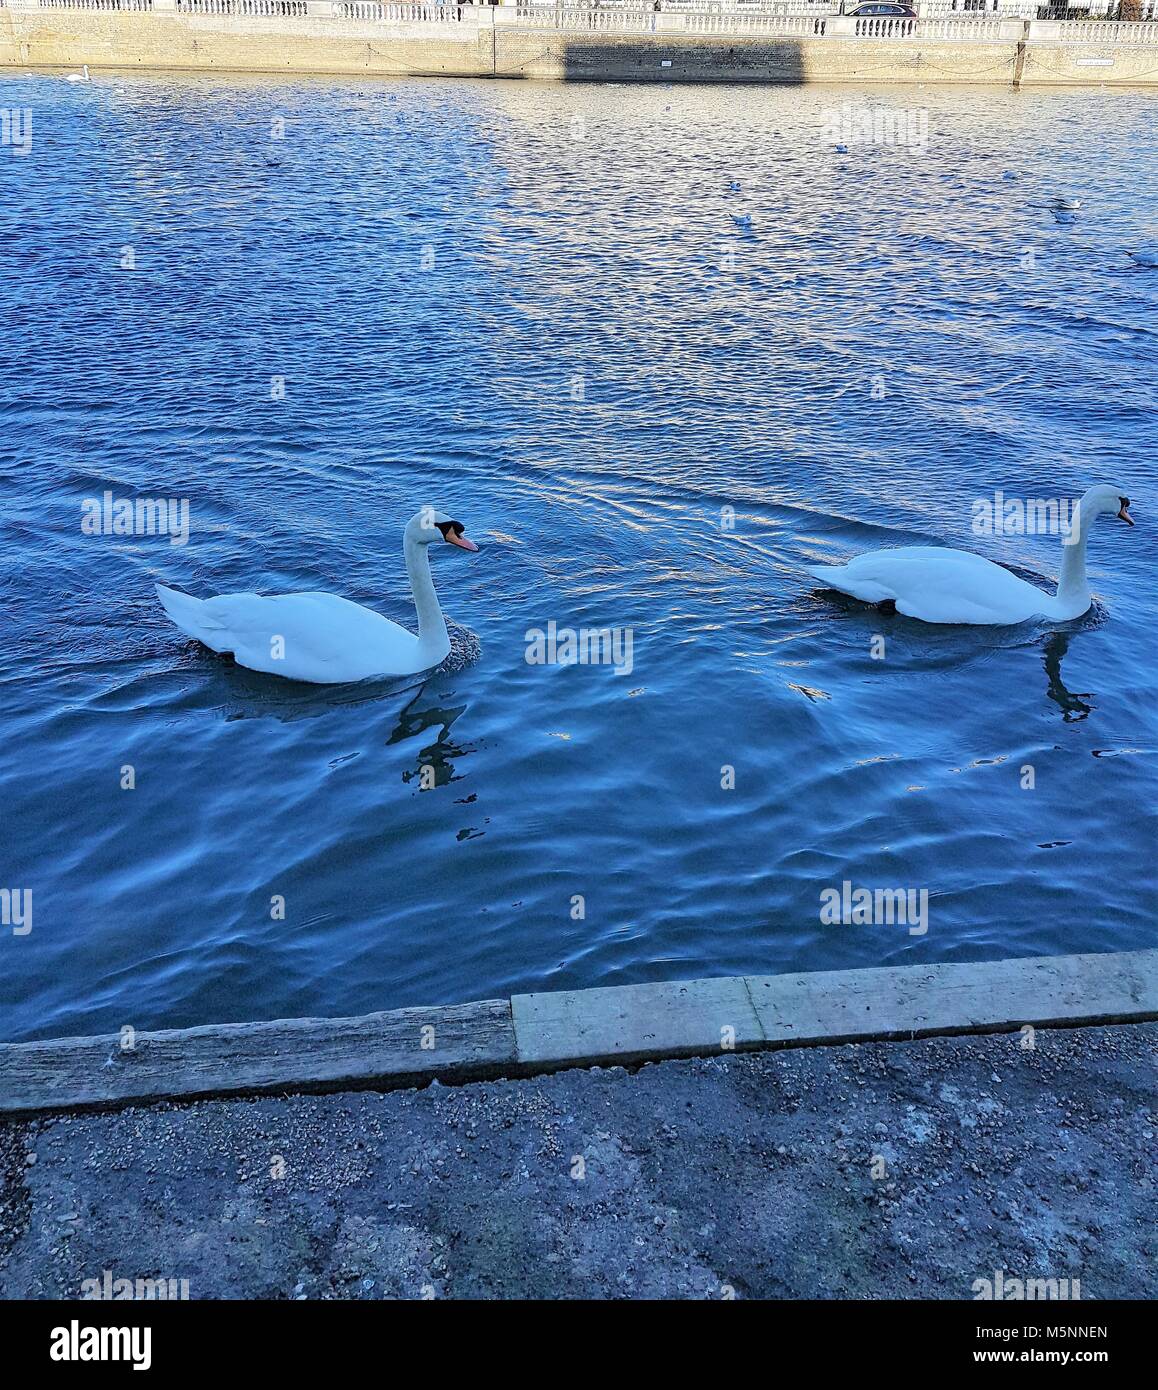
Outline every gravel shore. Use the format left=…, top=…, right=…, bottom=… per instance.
left=2, top=1022, right=1154, bottom=1299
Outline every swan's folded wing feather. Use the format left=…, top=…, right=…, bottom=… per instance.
left=881, top=554, right=1043, bottom=624
left=158, top=586, right=427, bottom=683
left=204, top=592, right=420, bottom=681
left=206, top=594, right=368, bottom=668
left=841, top=546, right=1001, bottom=577
left=807, top=565, right=897, bottom=604
left=893, top=592, right=1011, bottom=625
left=810, top=548, right=1047, bottom=624
left=155, top=584, right=229, bottom=646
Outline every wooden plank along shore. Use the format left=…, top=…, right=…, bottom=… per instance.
left=0, top=999, right=516, bottom=1115
left=2, top=950, right=1155, bottom=1115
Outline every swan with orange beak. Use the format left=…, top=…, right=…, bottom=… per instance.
left=156, top=507, right=480, bottom=682
left=808, top=485, right=1135, bottom=625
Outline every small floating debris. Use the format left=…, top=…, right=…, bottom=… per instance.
left=834, top=143, right=849, bottom=154
left=728, top=180, right=741, bottom=191
left=732, top=213, right=752, bottom=229
left=787, top=682, right=831, bottom=702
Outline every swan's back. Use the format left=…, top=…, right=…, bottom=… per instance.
left=157, top=585, right=429, bottom=682
left=809, top=546, right=1051, bottom=624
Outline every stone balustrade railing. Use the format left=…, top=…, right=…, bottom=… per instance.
left=176, top=0, right=307, bottom=13
left=9, top=0, right=1158, bottom=44
left=497, top=6, right=1158, bottom=39
left=514, top=4, right=655, bottom=27
left=331, top=1, right=457, bottom=19
left=1028, top=17, right=1158, bottom=41
left=675, top=11, right=828, bottom=34
left=32, top=0, right=155, bottom=9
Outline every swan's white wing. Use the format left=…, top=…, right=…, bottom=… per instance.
left=806, top=565, right=897, bottom=605
left=893, top=591, right=1019, bottom=625
left=810, top=547, right=1048, bottom=625
left=159, top=588, right=424, bottom=682
left=215, top=592, right=422, bottom=681
left=155, top=585, right=228, bottom=646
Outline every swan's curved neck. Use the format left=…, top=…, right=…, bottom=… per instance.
left=1056, top=494, right=1095, bottom=607
left=404, top=536, right=448, bottom=655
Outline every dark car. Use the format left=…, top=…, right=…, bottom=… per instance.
left=846, top=3, right=918, bottom=14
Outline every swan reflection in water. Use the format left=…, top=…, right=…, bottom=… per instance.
left=1042, top=631, right=1093, bottom=722
left=215, top=665, right=479, bottom=779
left=208, top=619, right=481, bottom=726
left=392, top=693, right=474, bottom=791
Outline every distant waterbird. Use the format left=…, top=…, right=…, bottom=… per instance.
left=1029, top=195, right=1082, bottom=220
left=64, top=65, right=90, bottom=83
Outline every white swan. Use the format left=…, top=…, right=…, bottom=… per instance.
left=807, top=485, right=1133, bottom=625
left=64, top=65, right=91, bottom=83
left=156, top=508, right=479, bottom=683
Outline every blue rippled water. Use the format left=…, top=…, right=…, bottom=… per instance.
left=1, top=73, right=1155, bottom=1042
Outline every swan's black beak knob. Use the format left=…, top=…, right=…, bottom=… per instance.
left=437, top=519, right=479, bottom=552
left=1118, top=497, right=1134, bottom=526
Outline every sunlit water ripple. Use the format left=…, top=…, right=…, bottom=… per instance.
left=1, top=73, right=1155, bottom=1042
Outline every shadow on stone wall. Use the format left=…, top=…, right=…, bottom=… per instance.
left=494, top=35, right=809, bottom=85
